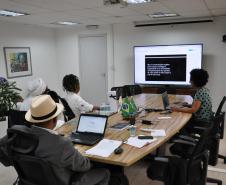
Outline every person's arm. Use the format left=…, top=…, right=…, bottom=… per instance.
left=93, top=106, right=100, bottom=111
left=171, top=100, right=201, bottom=114
left=60, top=140, right=91, bottom=172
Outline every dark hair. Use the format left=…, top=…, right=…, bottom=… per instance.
left=62, top=74, right=80, bottom=92
left=190, top=69, right=209, bottom=87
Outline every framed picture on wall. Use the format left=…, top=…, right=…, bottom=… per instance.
left=3, top=47, right=32, bottom=79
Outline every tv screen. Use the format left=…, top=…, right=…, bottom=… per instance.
left=134, top=44, right=203, bottom=86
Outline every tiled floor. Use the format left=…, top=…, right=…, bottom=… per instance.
left=1, top=123, right=226, bottom=185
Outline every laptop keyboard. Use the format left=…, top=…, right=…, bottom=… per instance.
left=71, top=132, right=99, bottom=141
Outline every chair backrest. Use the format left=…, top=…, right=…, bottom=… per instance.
left=7, top=110, right=30, bottom=128
left=111, top=85, right=142, bottom=100
left=215, top=96, right=226, bottom=117
left=124, top=85, right=142, bottom=96
left=7, top=125, right=63, bottom=185
left=187, top=124, right=211, bottom=185
left=190, top=122, right=212, bottom=158
left=59, top=97, right=75, bottom=122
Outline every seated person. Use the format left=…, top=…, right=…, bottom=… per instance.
left=0, top=95, right=109, bottom=185
left=18, top=78, right=47, bottom=111
left=172, top=69, right=212, bottom=124
left=63, top=74, right=100, bottom=117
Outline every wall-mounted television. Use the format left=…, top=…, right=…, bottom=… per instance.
left=134, top=44, right=203, bottom=86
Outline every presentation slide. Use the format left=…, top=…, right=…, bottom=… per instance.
left=78, top=116, right=106, bottom=134
left=134, top=44, right=202, bottom=85
left=145, top=55, right=186, bottom=81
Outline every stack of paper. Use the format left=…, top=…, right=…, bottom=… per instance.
left=85, top=139, right=122, bottom=157
left=140, top=128, right=166, bottom=137
left=126, top=137, right=157, bottom=148
left=54, top=120, right=65, bottom=130
left=150, top=129, right=166, bottom=137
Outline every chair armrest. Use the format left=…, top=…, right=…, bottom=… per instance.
left=177, top=135, right=197, bottom=143
left=171, top=139, right=196, bottom=146
left=193, top=126, right=206, bottom=131
left=153, top=157, right=169, bottom=163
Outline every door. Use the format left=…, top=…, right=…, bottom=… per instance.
left=79, top=35, right=107, bottom=105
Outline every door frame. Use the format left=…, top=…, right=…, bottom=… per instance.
left=78, top=33, right=108, bottom=102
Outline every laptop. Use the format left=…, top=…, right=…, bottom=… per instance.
left=69, top=114, right=108, bottom=146
left=162, top=91, right=171, bottom=110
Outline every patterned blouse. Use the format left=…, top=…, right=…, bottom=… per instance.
left=193, top=87, right=213, bottom=121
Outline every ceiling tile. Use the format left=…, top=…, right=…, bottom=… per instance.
left=0, top=0, right=54, bottom=14
left=159, top=0, right=208, bottom=12
left=11, top=0, right=84, bottom=11
left=64, top=9, right=111, bottom=19
left=128, top=1, right=170, bottom=14
left=211, top=8, right=226, bottom=16
left=94, top=5, right=141, bottom=16
left=205, top=0, right=226, bottom=9
left=178, top=11, right=212, bottom=18
left=66, top=0, right=104, bottom=9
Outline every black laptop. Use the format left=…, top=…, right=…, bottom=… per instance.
left=69, top=114, right=108, bottom=146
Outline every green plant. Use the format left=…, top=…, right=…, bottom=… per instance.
left=0, top=77, right=22, bottom=117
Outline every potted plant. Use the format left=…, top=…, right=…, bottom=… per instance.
left=0, top=77, right=22, bottom=121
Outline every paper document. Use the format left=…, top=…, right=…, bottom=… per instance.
left=54, top=120, right=65, bottom=130
left=126, top=136, right=157, bottom=148
left=157, top=116, right=172, bottom=120
left=85, top=139, right=122, bottom=157
left=150, top=129, right=166, bottom=137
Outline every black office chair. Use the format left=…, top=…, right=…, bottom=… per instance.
left=147, top=125, right=211, bottom=185
left=7, top=110, right=30, bottom=128
left=59, top=97, right=75, bottom=122
left=111, top=85, right=142, bottom=100
left=170, top=115, right=224, bottom=185
left=6, top=125, right=64, bottom=185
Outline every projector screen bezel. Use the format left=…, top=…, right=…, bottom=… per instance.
left=133, top=43, right=203, bottom=87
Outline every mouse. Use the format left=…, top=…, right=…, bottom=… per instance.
left=114, top=147, right=123, bottom=154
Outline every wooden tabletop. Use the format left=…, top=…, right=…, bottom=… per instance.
left=57, top=94, right=193, bottom=167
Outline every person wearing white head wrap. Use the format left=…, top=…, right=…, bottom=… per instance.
left=27, top=78, right=47, bottom=97
left=18, top=78, right=47, bottom=111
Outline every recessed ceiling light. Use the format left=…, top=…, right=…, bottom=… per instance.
left=54, top=21, right=80, bottom=26
left=150, top=12, right=179, bottom=18
left=0, top=10, right=29, bottom=17
left=124, top=0, right=155, bottom=4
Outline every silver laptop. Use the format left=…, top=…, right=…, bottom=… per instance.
left=70, top=114, right=108, bottom=146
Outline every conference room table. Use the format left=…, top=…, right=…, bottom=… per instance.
left=57, top=93, right=193, bottom=167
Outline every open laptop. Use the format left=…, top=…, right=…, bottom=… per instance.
left=162, top=91, right=171, bottom=110
left=69, top=114, right=108, bottom=146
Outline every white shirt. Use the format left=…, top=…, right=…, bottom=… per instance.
left=17, top=97, right=33, bottom=111
left=65, top=92, right=93, bottom=117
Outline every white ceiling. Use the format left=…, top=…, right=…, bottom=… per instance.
left=0, top=0, right=226, bottom=27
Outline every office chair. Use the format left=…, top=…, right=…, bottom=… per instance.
left=7, top=110, right=30, bottom=128
left=147, top=124, right=211, bottom=185
left=111, top=85, right=142, bottom=100
left=6, top=125, right=64, bottom=185
left=59, top=97, right=75, bottom=122
left=123, top=85, right=142, bottom=96
left=170, top=115, right=224, bottom=185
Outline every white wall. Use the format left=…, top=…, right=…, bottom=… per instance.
left=55, top=16, right=226, bottom=110
left=113, top=16, right=226, bottom=110
left=0, top=22, right=60, bottom=98
left=55, top=25, right=114, bottom=96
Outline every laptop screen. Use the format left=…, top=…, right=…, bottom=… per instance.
left=77, top=115, right=107, bottom=134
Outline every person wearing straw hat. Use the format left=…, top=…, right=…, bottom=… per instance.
left=1, top=95, right=110, bottom=185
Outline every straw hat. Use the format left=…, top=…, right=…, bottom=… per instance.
left=25, top=95, right=63, bottom=123
left=27, top=78, right=47, bottom=97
